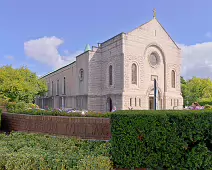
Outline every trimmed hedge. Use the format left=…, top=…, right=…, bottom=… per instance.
left=11, top=109, right=111, bottom=118
left=0, top=132, right=113, bottom=170
left=111, top=110, right=212, bottom=169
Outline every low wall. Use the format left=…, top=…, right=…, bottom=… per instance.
left=1, top=113, right=111, bottom=140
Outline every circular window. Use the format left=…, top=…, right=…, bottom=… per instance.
left=79, top=69, right=84, bottom=81
left=149, top=53, right=160, bottom=67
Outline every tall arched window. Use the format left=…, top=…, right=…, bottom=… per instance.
left=132, top=63, right=137, bottom=84
left=109, top=65, right=113, bottom=85
left=130, top=98, right=132, bottom=107
left=171, top=70, right=176, bottom=88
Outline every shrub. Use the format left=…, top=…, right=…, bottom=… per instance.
left=204, top=104, right=212, bottom=110
left=111, top=110, right=212, bottom=169
left=0, top=109, right=1, bottom=129
left=6, top=102, right=39, bottom=113
left=0, top=98, right=8, bottom=106
left=198, top=98, right=212, bottom=106
left=11, top=109, right=111, bottom=118
left=0, top=132, right=112, bottom=170
left=76, top=155, right=113, bottom=170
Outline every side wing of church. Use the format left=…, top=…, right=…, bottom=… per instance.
left=36, top=14, right=183, bottom=112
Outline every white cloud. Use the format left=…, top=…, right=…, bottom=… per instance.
left=179, top=42, right=212, bottom=79
left=4, top=55, right=14, bottom=60
left=205, top=32, right=212, bottom=38
left=24, top=37, right=212, bottom=80
left=24, top=36, right=82, bottom=69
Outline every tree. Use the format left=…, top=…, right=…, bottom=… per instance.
left=182, top=77, right=212, bottom=106
left=0, top=66, right=47, bottom=103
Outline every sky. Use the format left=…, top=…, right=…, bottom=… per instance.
left=0, top=0, right=212, bottom=79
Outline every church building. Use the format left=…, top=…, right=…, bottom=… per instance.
left=36, top=11, right=183, bottom=112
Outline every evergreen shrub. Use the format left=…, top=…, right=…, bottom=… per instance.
left=110, top=110, right=212, bottom=169
left=0, top=109, right=1, bottom=129
left=0, top=132, right=113, bottom=170
left=10, top=109, right=110, bottom=118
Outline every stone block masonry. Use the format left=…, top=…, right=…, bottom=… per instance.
left=1, top=113, right=111, bottom=141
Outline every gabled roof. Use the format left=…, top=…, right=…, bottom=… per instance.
left=127, top=18, right=180, bottom=50
left=155, top=19, right=180, bottom=50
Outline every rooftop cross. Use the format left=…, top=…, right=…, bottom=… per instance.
left=153, top=8, right=156, bottom=19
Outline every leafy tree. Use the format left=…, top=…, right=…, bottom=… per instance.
left=0, top=66, right=47, bottom=103
left=181, top=76, right=188, bottom=105
left=182, top=77, right=212, bottom=106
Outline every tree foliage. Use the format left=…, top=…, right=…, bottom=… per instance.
left=181, top=76, right=212, bottom=106
left=0, top=66, right=47, bottom=103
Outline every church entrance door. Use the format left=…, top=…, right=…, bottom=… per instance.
left=148, top=88, right=161, bottom=110
left=149, top=97, right=154, bottom=110
left=107, top=97, right=113, bottom=112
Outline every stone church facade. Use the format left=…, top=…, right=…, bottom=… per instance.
left=36, top=15, right=183, bottom=112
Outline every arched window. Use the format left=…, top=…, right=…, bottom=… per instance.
left=132, top=63, right=137, bottom=84
left=63, top=77, right=66, bottom=94
left=130, top=98, right=132, bottom=107
left=79, top=69, right=84, bottom=81
left=109, top=65, right=113, bottom=85
left=171, top=70, right=176, bottom=88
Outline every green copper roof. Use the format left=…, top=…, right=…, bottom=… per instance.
left=84, top=44, right=91, bottom=52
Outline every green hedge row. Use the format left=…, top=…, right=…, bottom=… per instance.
left=111, top=110, right=212, bottom=169
left=0, top=132, right=113, bottom=170
left=12, top=109, right=111, bottom=118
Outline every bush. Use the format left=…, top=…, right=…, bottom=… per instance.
left=76, top=155, right=113, bottom=170
left=111, top=110, right=212, bottom=169
left=6, top=102, right=39, bottom=113
left=0, top=98, right=8, bottom=106
left=198, top=98, right=212, bottom=106
left=10, top=109, right=111, bottom=118
left=0, top=109, right=1, bottom=129
left=0, top=132, right=112, bottom=170
left=204, top=104, right=212, bottom=110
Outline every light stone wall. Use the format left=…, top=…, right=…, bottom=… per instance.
left=88, top=33, right=124, bottom=112
left=122, top=19, right=183, bottom=110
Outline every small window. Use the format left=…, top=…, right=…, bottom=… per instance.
left=130, top=98, right=132, bottom=107
left=63, top=77, right=66, bottom=95
left=51, top=81, right=54, bottom=96
left=109, top=65, right=113, bottom=85
left=135, top=98, right=137, bottom=106
left=47, top=83, right=50, bottom=96
left=132, top=63, right=137, bottom=84
left=139, top=99, right=141, bottom=107
left=79, top=69, right=84, bottom=81
left=56, top=80, right=59, bottom=95
left=177, top=99, right=179, bottom=106
left=171, top=70, right=176, bottom=88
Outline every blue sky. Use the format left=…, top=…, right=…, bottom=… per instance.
left=1, top=0, right=212, bottom=78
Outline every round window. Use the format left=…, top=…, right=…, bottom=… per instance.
left=149, top=53, right=159, bottom=67
left=79, top=69, right=84, bottom=81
